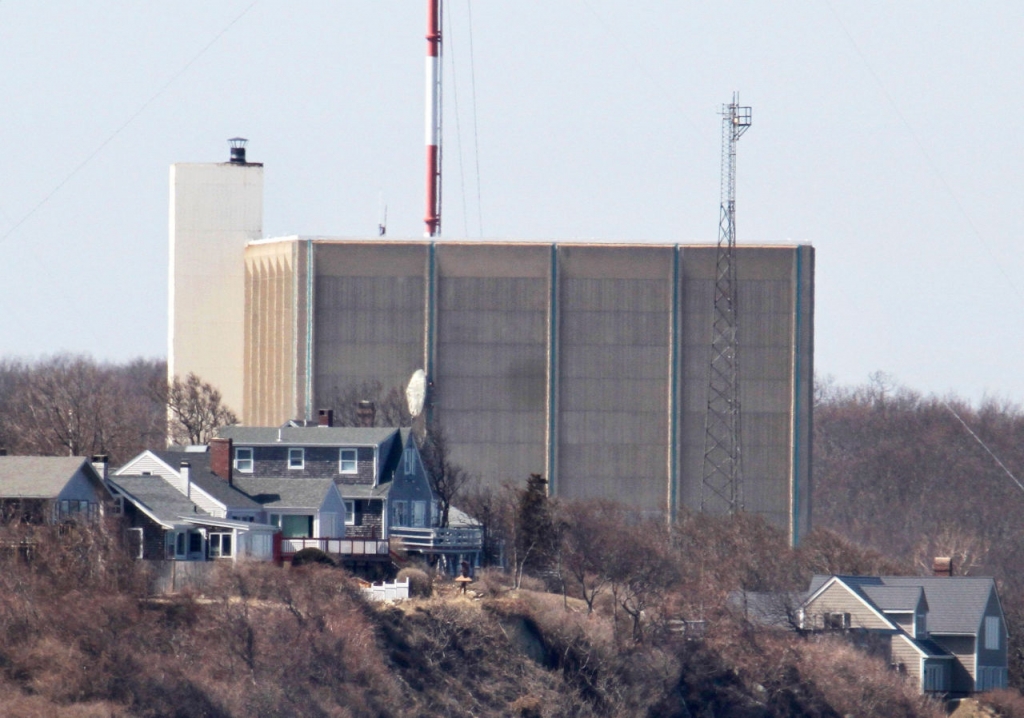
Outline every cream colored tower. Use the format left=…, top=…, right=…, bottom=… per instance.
left=168, top=141, right=263, bottom=416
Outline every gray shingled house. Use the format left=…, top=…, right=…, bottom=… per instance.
left=0, top=456, right=114, bottom=524
left=107, top=474, right=277, bottom=561
left=217, top=417, right=482, bottom=567
left=802, top=574, right=1008, bottom=694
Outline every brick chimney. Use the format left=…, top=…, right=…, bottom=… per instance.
left=318, top=409, right=334, bottom=428
left=357, top=400, right=376, bottom=428
left=91, top=454, right=108, bottom=480
left=210, top=437, right=233, bottom=486
left=933, top=556, right=953, bottom=577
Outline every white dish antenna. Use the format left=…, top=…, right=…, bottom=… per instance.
left=406, top=369, right=427, bottom=418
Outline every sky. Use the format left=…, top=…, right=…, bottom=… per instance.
left=1, top=2, right=1023, bottom=406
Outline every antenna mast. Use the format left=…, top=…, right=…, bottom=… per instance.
left=424, top=0, right=442, bottom=237
left=701, top=93, right=751, bottom=515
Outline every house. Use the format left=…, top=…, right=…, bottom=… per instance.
left=217, top=412, right=482, bottom=567
left=801, top=573, right=1008, bottom=694
left=107, top=474, right=277, bottom=562
left=0, top=455, right=115, bottom=524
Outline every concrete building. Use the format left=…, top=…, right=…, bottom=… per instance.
left=168, top=142, right=263, bottom=414
left=169, top=152, right=814, bottom=543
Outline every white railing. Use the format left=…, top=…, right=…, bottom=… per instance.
left=361, top=578, right=410, bottom=602
left=388, top=526, right=483, bottom=552
left=280, top=537, right=389, bottom=558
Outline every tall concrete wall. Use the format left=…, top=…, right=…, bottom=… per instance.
left=169, top=162, right=262, bottom=417
left=242, top=239, right=813, bottom=542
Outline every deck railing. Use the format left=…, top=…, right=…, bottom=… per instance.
left=388, top=526, right=483, bottom=552
left=278, top=537, right=389, bottom=559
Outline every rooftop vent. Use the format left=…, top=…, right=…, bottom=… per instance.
left=229, top=137, right=248, bottom=164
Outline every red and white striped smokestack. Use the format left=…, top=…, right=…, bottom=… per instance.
left=424, top=0, right=442, bottom=237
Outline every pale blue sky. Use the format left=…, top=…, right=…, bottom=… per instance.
left=0, top=2, right=1022, bottom=404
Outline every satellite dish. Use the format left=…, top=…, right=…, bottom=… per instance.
left=406, top=369, right=427, bottom=418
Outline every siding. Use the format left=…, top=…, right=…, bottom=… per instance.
left=890, top=634, right=924, bottom=689
left=346, top=499, right=383, bottom=539
left=245, top=445, right=375, bottom=484
left=118, top=453, right=177, bottom=480
left=931, top=635, right=975, bottom=693
left=804, top=582, right=892, bottom=630
left=976, top=591, right=1008, bottom=688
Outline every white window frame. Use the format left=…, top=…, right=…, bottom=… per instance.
left=127, top=527, right=144, bottom=559
left=288, top=447, right=305, bottom=470
left=208, top=532, right=233, bottom=559
left=234, top=447, right=254, bottom=473
left=985, top=616, right=1001, bottom=650
left=339, top=448, right=357, bottom=474
left=344, top=500, right=355, bottom=526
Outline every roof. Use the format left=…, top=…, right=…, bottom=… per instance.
left=337, top=483, right=392, bottom=500
left=0, top=456, right=97, bottom=499
left=109, top=475, right=209, bottom=526
left=860, top=585, right=924, bottom=612
left=809, top=575, right=997, bottom=635
left=231, top=477, right=336, bottom=509
left=217, top=426, right=399, bottom=447
left=152, top=450, right=261, bottom=510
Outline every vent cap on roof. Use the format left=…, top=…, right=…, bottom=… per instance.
left=229, top=137, right=248, bottom=164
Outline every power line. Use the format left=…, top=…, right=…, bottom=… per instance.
left=825, top=1, right=1024, bottom=305
left=465, top=0, right=484, bottom=237
left=444, top=4, right=469, bottom=237
left=0, top=1, right=260, bottom=247
left=944, top=401, right=1024, bottom=496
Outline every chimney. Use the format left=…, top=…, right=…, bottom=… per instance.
left=357, top=400, right=376, bottom=428
left=180, top=461, right=191, bottom=499
left=210, top=437, right=233, bottom=486
left=318, top=408, right=334, bottom=428
left=933, top=557, right=953, bottom=577
left=91, top=454, right=108, bottom=480
left=228, top=137, right=248, bottom=164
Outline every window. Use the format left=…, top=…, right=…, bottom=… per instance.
left=824, top=612, right=850, bottom=630
left=189, top=532, right=203, bottom=554
left=288, top=448, right=304, bottom=470
left=234, top=447, right=254, bottom=473
left=175, top=532, right=186, bottom=558
left=345, top=500, right=355, bottom=526
left=413, top=501, right=427, bottom=527
left=985, top=616, right=1001, bottom=650
left=280, top=514, right=314, bottom=538
left=127, top=527, right=144, bottom=559
left=339, top=448, right=357, bottom=474
left=404, top=447, right=416, bottom=475
left=269, top=514, right=281, bottom=527
left=209, top=533, right=233, bottom=558
left=393, top=500, right=409, bottom=526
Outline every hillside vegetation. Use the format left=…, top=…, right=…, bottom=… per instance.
left=0, top=513, right=950, bottom=718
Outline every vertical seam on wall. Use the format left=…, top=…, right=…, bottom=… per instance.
left=546, top=243, right=559, bottom=493
left=791, top=246, right=803, bottom=546
left=668, top=245, right=681, bottom=521
left=306, top=239, right=314, bottom=422
left=426, top=242, right=437, bottom=424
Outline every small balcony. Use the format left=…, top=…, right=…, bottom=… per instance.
left=388, top=526, right=483, bottom=553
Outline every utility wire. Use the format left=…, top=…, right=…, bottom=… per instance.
left=0, top=1, right=260, bottom=247
left=825, top=1, right=1024, bottom=304
left=466, top=0, right=484, bottom=237
left=444, top=5, right=469, bottom=237
left=944, top=401, right=1024, bottom=496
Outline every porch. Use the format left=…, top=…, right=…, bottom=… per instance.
left=388, top=526, right=483, bottom=553
left=274, top=535, right=390, bottom=562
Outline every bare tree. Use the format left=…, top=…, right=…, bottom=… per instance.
left=157, top=372, right=239, bottom=446
left=418, top=423, right=472, bottom=528
left=326, top=380, right=412, bottom=427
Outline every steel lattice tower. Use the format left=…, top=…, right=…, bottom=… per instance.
left=701, top=94, right=751, bottom=514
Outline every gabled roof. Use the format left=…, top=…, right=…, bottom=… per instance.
left=809, top=574, right=998, bottom=636
left=860, top=585, right=924, bottom=613
left=152, top=450, right=262, bottom=510
left=231, top=477, right=337, bottom=510
left=0, top=456, right=100, bottom=499
left=217, top=426, right=399, bottom=447
left=109, top=475, right=209, bottom=527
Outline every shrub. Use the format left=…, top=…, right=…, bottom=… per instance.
left=397, top=568, right=433, bottom=598
left=291, top=547, right=336, bottom=567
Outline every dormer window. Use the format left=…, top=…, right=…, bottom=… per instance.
left=234, top=447, right=253, bottom=473
left=339, top=448, right=357, bottom=474
left=288, top=448, right=304, bottom=470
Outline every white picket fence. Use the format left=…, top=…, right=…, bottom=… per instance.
left=361, top=578, right=410, bottom=602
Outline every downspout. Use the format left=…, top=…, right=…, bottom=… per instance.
left=668, top=245, right=681, bottom=521
left=546, top=243, right=559, bottom=493
left=305, top=239, right=315, bottom=421
left=791, top=247, right=804, bottom=546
